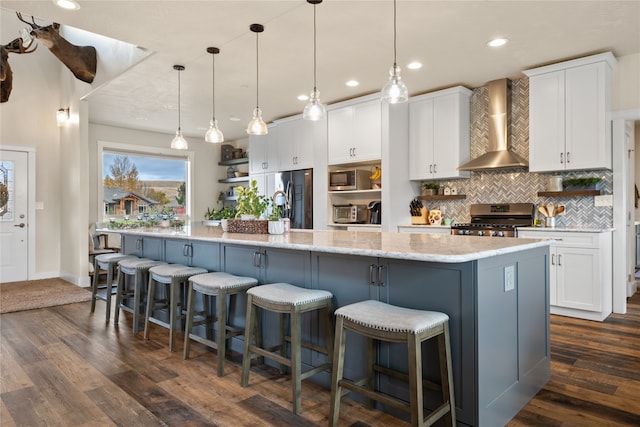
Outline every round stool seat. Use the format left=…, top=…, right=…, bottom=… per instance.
left=247, top=282, right=332, bottom=307
left=335, top=300, right=449, bottom=334
left=190, top=272, right=258, bottom=295
left=149, top=264, right=208, bottom=283
left=96, top=253, right=136, bottom=267
left=118, top=258, right=166, bottom=274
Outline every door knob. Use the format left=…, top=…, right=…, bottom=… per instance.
left=14, top=223, right=25, bottom=228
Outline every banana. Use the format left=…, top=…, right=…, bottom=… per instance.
left=369, top=167, right=381, bottom=180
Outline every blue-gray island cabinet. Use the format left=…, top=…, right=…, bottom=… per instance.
left=117, top=226, right=552, bottom=426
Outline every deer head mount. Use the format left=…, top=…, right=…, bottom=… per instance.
left=17, top=12, right=97, bottom=84
left=1, top=36, right=37, bottom=103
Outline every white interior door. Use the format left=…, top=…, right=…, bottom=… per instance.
left=0, top=150, right=29, bottom=283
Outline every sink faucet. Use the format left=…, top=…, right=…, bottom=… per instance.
left=272, top=190, right=290, bottom=210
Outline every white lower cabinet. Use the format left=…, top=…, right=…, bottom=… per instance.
left=518, top=229, right=612, bottom=321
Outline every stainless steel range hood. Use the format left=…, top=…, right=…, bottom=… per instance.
left=458, top=78, right=528, bottom=171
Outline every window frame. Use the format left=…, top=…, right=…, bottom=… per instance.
left=97, top=140, right=193, bottom=221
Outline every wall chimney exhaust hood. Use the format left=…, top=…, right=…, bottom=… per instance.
left=458, top=78, right=528, bottom=171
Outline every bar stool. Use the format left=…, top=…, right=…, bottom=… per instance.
left=91, top=253, right=137, bottom=322
left=114, top=258, right=166, bottom=333
left=143, top=264, right=207, bottom=352
left=183, top=272, right=258, bottom=376
left=329, top=300, right=456, bottom=427
left=241, top=282, right=334, bottom=415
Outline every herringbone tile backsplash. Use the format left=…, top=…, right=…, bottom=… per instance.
left=427, top=78, right=613, bottom=229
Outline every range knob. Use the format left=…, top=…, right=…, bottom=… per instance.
left=477, top=230, right=484, bottom=236
left=456, top=230, right=465, bottom=235
left=464, top=230, right=471, bottom=235
left=497, top=231, right=505, bottom=237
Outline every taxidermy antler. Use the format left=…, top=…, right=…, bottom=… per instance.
left=1, top=36, right=37, bottom=103
left=17, top=12, right=97, bottom=84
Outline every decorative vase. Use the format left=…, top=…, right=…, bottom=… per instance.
left=268, top=220, right=285, bottom=235
left=421, top=188, right=436, bottom=196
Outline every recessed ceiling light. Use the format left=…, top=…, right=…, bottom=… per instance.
left=346, top=80, right=359, bottom=87
left=229, top=116, right=240, bottom=122
left=52, top=0, right=80, bottom=10
left=487, top=38, right=508, bottom=47
left=298, top=94, right=309, bottom=101
left=407, top=62, right=422, bottom=70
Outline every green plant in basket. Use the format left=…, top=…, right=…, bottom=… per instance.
left=234, top=180, right=269, bottom=219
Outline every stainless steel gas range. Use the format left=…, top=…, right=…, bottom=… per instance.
left=451, top=203, right=535, bottom=237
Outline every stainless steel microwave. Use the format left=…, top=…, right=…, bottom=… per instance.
left=329, top=169, right=371, bottom=191
left=333, top=204, right=369, bottom=224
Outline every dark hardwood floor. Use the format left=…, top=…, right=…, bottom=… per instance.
left=1, top=290, right=639, bottom=426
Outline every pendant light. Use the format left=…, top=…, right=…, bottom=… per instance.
left=246, top=23, right=268, bottom=135
left=205, top=47, right=224, bottom=143
left=170, top=64, right=188, bottom=150
left=381, top=0, right=408, bottom=104
left=302, top=0, right=326, bottom=121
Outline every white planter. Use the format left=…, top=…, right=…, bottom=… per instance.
left=268, top=220, right=285, bottom=235
left=221, top=218, right=229, bottom=232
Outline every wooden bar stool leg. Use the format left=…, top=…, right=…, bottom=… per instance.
left=279, top=312, right=287, bottom=374
left=408, top=333, right=424, bottom=426
left=291, top=306, right=303, bottom=415
left=113, top=267, right=125, bottom=326
left=216, top=290, right=228, bottom=377
left=90, top=257, right=100, bottom=313
left=104, top=263, right=114, bottom=322
left=169, top=279, right=179, bottom=352
left=241, top=295, right=256, bottom=388
left=365, top=336, right=375, bottom=409
left=183, top=282, right=196, bottom=359
left=132, top=269, right=144, bottom=333
left=143, top=274, right=156, bottom=341
left=329, top=316, right=346, bottom=427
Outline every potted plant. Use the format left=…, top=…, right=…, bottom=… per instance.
left=421, top=182, right=439, bottom=196
left=234, top=180, right=269, bottom=219
left=204, top=205, right=235, bottom=227
left=563, top=177, right=603, bottom=191
left=267, top=205, right=284, bottom=234
left=228, top=180, right=270, bottom=233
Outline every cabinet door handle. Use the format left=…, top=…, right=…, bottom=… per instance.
left=377, top=265, right=386, bottom=287
left=369, top=264, right=376, bottom=285
left=136, top=238, right=143, bottom=250
left=551, top=254, right=555, bottom=265
left=560, top=153, right=564, bottom=164
left=433, top=164, right=437, bottom=174
left=183, top=243, right=193, bottom=257
left=558, top=254, right=562, bottom=266
left=429, top=164, right=433, bottom=173
left=253, top=251, right=260, bottom=268
left=352, top=147, right=356, bottom=157
left=566, top=152, right=570, bottom=164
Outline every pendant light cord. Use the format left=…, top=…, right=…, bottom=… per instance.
left=211, top=52, right=215, bottom=119
left=313, top=3, right=317, bottom=90
left=177, top=68, right=181, bottom=131
left=393, top=0, right=398, bottom=68
left=255, top=31, right=259, bottom=109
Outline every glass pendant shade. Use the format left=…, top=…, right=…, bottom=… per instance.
left=303, top=87, right=326, bottom=121
left=205, top=47, right=224, bottom=143
left=171, top=129, right=188, bottom=150
left=381, top=64, right=408, bottom=104
left=171, top=64, right=188, bottom=150
left=247, top=24, right=268, bottom=135
left=247, top=107, right=268, bottom=135
left=205, top=119, right=224, bottom=143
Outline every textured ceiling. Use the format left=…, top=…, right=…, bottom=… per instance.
left=1, top=1, right=639, bottom=142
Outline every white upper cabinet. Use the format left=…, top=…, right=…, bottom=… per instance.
left=277, top=116, right=318, bottom=171
left=408, top=86, right=471, bottom=180
left=249, top=124, right=279, bottom=174
left=328, top=97, right=382, bottom=165
left=524, top=52, right=616, bottom=172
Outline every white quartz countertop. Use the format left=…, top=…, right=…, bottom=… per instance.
left=517, top=226, right=614, bottom=233
left=112, top=226, right=552, bottom=263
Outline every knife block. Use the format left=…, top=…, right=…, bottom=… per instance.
left=411, top=207, right=429, bottom=224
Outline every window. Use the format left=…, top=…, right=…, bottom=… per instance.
left=98, top=141, right=192, bottom=221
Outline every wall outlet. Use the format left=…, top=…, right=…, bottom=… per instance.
left=504, top=265, right=515, bottom=292
left=594, top=195, right=613, bottom=207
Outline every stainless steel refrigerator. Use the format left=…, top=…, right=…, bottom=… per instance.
left=274, top=169, right=313, bottom=229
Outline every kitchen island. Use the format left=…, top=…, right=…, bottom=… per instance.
left=115, top=226, right=552, bottom=426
